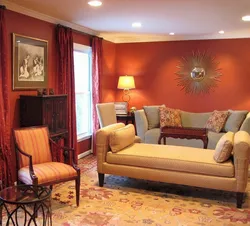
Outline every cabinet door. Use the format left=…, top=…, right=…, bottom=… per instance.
left=54, top=97, right=67, bottom=133
left=43, top=99, right=54, bottom=132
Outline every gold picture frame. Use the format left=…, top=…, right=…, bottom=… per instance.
left=12, top=33, right=48, bottom=90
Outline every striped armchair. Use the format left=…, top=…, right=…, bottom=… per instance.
left=13, top=126, right=80, bottom=206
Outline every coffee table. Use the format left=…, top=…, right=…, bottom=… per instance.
left=0, top=185, right=52, bottom=226
left=158, top=126, right=208, bottom=149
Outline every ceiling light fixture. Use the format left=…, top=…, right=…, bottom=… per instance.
left=169, top=32, right=175, bottom=35
left=132, top=22, right=142, bottom=28
left=242, top=15, right=250, bottom=21
left=218, top=30, right=224, bottom=34
left=88, top=0, right=102, bottom=7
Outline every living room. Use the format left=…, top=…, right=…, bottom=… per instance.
left=0, top=0, right=250, bottom=225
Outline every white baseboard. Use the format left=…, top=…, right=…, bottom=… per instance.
left=78, top=149, right=92, bottom=159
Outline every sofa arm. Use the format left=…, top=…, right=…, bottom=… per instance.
left=240, top=112, right=250, bottom=134
left=134, top=109, right=148, bottom=142
left=96, top=123, right=125, bottom=173
left=233, top=131, right=250, bottom=192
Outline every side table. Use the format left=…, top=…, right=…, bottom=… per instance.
left=116, top=113, right=135, bottom=125
left=0, top=185, right=52, bottom=226
left=158, top=126, right=208, bottom=149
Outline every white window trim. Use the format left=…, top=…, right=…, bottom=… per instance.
left=74, top=43, right=93, bottom=142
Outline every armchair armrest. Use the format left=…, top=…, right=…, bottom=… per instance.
left=134, top=109, right=148, bottom=142
left=49, top=138, right=78, bottom=168
left=14, top=145, right=38, bottom=183
left=233, top=131, right=250, bottom=192
left=240, top=112, right=250, bottom=134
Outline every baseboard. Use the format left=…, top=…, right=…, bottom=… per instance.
left=78, top=149, right=92, bottom=159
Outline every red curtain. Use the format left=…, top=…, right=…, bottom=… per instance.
left=56, top=25, right=77, bottom=163
left=92, top=37, right=103, bottom=155
left=0, top=5, right=13, bottom=187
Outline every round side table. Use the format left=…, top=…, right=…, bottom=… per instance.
left=0, top=185, right=52, bottom=226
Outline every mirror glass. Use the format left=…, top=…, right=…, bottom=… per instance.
left=190, top=67, right=205, bottom=81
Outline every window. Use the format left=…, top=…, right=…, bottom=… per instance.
left=73, top=43, right=92, bottom=140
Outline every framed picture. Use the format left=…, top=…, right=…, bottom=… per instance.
left=12, top=33, right=48, bottom=90
left=114, top=102, right=128, bottom=115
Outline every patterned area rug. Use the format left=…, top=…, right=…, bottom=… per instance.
left=2, top=154, right=250, bottom=225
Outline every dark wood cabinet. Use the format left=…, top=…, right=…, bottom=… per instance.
left=20, top=95, right=68, bottom=138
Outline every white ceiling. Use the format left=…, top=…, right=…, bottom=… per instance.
left=3, top=0, right=250, bottom=43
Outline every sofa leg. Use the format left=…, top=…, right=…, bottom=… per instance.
left=98, top=173, right=104, bottom=187
left=236, top=192, right=244, bottom=208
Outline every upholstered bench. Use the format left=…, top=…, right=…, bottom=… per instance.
left=96, top=123, right=250, bottom=208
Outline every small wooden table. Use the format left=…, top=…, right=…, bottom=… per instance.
left=116, top=113, right=135, bottom=125
left=158, top=126, right=208, bottom=149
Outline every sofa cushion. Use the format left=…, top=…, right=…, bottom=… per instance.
left=143, top=105, right=165, bottom=130
left=207, top=131, right=226, bottom=149
left=223, top=110, right=248, bottom=132
left=181, top=111, right=211, bottom=128
left=205, top=110, right=229, bottom=133
left=109, top=124, right=135, bottom=153
left=159, top=106, right=182, bottom=127
left=214, top=132, right=234, bottom=163
left=106, top=143, right=234, bottom=178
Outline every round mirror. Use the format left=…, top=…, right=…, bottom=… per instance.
left=190, top=67, right=205, bottom=81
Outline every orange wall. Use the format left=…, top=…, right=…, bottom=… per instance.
left=101, top=40, right=117, bottom=102
left=116, top=39, right=250, bottom=112
left=5, top=10, right=97, bottom=158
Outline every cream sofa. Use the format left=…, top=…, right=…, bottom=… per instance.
left=96, top=123, right=250, bottom=208
left=135, top=107, right=250, bottom=149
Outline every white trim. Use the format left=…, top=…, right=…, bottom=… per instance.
left=78, top=149, right=92, bottom=159
left=77, top=134, right=92, bottom=142
left=1, top=0, right=99, bottom=36
left=74, top=43, right=91, bottom=53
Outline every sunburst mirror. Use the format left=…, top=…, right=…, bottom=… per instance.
left=175, top=51, right=222, bottom=94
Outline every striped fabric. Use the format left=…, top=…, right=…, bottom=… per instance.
left=14, top=127, right=52, bottom=167
left=18, top=162, right=77, bottom=184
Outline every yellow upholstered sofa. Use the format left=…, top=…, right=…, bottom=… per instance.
left=96, top=123, right=250, bottom=208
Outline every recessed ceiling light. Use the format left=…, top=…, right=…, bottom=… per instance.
left=242, top=15, right=250, bottom=21
left=88, top=0, right=102, bottom=7
left=218, top=30, right=224, bottom=34
left=169, top=32, right=175, bottom=35
left=132, top=22, right=142, bottom=28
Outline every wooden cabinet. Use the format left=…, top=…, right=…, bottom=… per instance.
left=20, top=95, right=68, bottom=138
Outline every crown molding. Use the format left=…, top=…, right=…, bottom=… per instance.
left=100, top=30, right=250, bottom=44
left=1, top=0, right=99, bottom=36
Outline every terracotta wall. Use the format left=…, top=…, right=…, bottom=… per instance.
left=4, top=10, right=96, bottom=159
left=115, top=39, right=250, bottom=112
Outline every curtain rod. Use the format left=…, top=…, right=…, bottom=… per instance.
left=0, top=5, right=6, bottom=9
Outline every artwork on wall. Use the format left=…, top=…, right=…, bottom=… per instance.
left=175, top=51, right=222, bottom=94
left=12, top=33, right=48, bottom=90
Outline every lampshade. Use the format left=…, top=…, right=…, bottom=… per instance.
left=117, top=75, right=135, bottom=90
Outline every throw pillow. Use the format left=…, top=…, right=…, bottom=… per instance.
left=159, top=106, right=182, bottom=128
left=223, top=110, right=248, bottom=132
left=109, top=124, right=135, bottom=153
left=205, top=110, right=229, bottom=133
left=214, top=131, right=234, bottom=163
left=144, top=105, right=165, bottom=130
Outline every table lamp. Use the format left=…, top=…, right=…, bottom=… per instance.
left=117, top=75, right=135, bottom=105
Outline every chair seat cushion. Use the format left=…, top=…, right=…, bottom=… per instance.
left=18, top=162, right=78, bottom=185
left=106, top=143, right=234, bottom=178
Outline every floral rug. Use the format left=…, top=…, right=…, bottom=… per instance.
left=2, top=154, right=250, bottom=225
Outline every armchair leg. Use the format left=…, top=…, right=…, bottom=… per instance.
left=236, top=192, right=244, bottom=208
left=98, top=173, right=104, bottom=187
left=75, top=176, right=80, bottom=207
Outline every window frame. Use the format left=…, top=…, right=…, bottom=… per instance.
left=73, top=43, right=92, bottom=141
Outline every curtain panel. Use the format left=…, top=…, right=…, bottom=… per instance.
left=92, top=37, right=103, bottom=155
left=0, top=5, right=13, bottom=187
left=56, top=25, right=77, bottom=163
